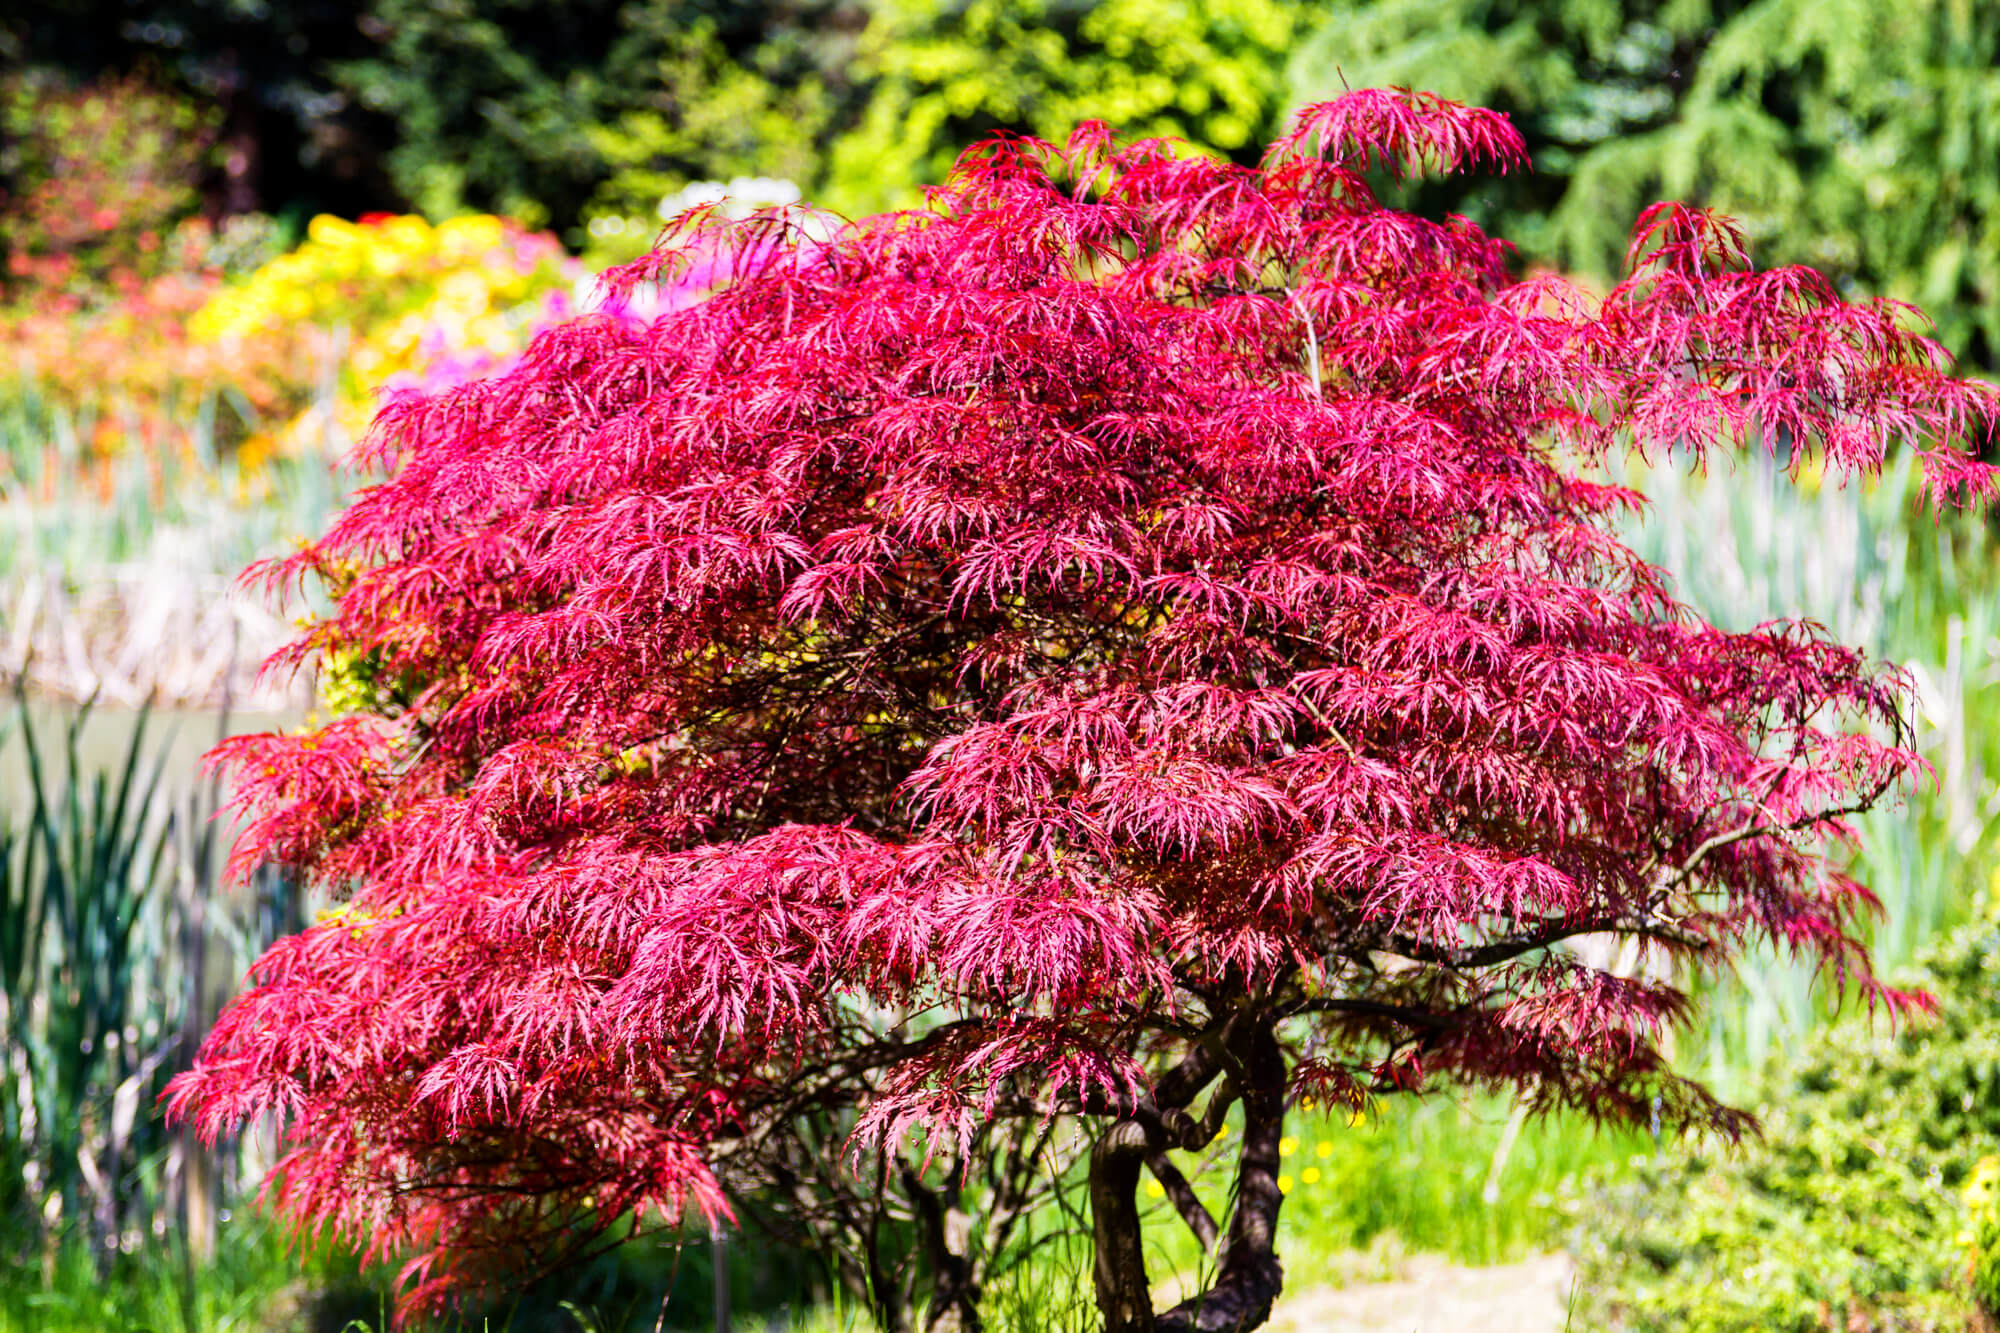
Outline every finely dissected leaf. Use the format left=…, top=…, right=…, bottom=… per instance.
left=169, top=90, right=1994, bottom=1328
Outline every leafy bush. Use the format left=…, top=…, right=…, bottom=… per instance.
left=0, top=71, right=215, bottom=303
left=1573, top=896, right=2000, bottom=1330
left=1290, top=0, right=2000, bottom=368
left=190, top=212, right=583, bottom=455
left=821, top=0, right=1307, bottom=213
left=1, top=210, right=576, bottom=477
left=0, top=212, right=282, bottom=476
left=580, top=18, right=840, bottom=237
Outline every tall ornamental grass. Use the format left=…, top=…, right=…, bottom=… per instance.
left=0, top=693, right=304, bottom=1314
left=0, top=383, right=347, bottom=709
left=1615, top=450, right=2000, bottom=1092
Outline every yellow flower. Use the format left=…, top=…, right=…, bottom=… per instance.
left=1301, top=1167, right=1321, bottom=1185
left=1145, top=1180, right=1165, bottom=1200
left=437, top=214, right=503, bottom=252
left=1276, top=1174, right=1293, bottom=1193
left=1316, top=1141, right=1333, bottom=1160
left=1278, top=1136, right=1297, bottom=1158
left=381, top=215, right=434, bottom=251
left=307, top=214, right=363, bottom=247
left=437, top=269, right=492, bottom=318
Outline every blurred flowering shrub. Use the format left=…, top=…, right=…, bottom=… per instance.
left=0, top=72, right=217, bottom=303
left=0, top=218, right=298, bottom=492
left=0, top=197, right=791, bottom=484
left=0, top=73, right=293, bottom=486
left=190, top=212, right=584, bottom=452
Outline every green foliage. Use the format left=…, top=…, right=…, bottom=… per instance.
left=1572, top=898, right=2000, bottom=1330
left=0, top=1215, right=388, bottom=1333
left=328, top=0, right=638, bottom=230
left=821, top=0, right=1307, bottom=214
left=330, top=0, right=857, bottom=237
left=580, top=10, right=855, bottom=231
left=1291, top=0, right=2000, bottom=366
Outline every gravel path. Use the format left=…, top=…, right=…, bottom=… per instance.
left=1265, top=1252, right=1578, bottom=1333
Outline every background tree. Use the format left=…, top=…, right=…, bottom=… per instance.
left=0, top=69, right=217, bottom=300
left=329, top=0, right=866, bottom=232
left=0, top=0, right=396, bottom=223
left=816, top=0, right=1307, bottom=213
left=0, top=0, right=863, bottom=237
left=1291, top=0, right=2000, bottom=366
left=170, top=91, right=1993, bottom=1331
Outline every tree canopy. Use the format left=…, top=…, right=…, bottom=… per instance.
left=169, top=91, right=1993, bottom=1331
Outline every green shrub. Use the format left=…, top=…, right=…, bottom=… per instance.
left=1573, top=896, right=2000, bottom=1330
left=1288, top=0, right=2000, bottom=370
left=821, top=0, right=1306, bottom=215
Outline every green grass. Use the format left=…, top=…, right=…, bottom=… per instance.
left=1124, top=1096, right=1646, bottom=1308
left=0, top=1215, right=390, bottom=1333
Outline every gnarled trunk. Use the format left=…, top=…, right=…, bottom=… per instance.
left=1089, top=1117, right=1160, bottom=1333
left=1157, top=1026, right=1287, bottom=1333
left=1088, top=1021, right=1288, bottom=1333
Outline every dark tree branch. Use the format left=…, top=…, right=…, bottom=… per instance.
left=1145, top=1150, right=1220, bottom=1254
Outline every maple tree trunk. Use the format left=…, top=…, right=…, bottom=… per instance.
left=863, top=1198, right=913, bottom=1333
left=1157, top=1025, right=1287, bottom=1333
left=903, top=1165, right=981, bottom=1331
left=1090, top=1020, right=1287, bottom=1333
left=1089, top=1117, right=1159, bottom=1333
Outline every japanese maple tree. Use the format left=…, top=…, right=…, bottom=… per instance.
left=170, top=90, right=1994, bottom=1332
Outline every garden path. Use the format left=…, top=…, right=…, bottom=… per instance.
left=1266, top=1252, right=1575, bottom=1332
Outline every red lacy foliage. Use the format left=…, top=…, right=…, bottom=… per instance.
left=169, top=89, right=1994, bottom=1316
